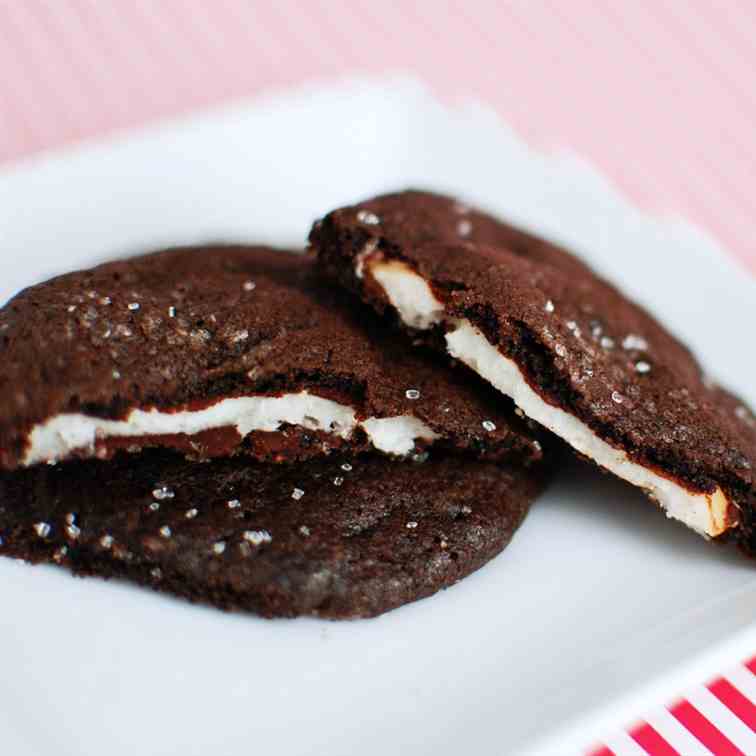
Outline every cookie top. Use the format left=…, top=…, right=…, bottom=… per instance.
left=311, top=189, right=593, bottom=288
left=0, top=245, right=542, bottom=470
left=311, top=190, right=756, bottom=550
left=0, top=449, right=543, bottom=618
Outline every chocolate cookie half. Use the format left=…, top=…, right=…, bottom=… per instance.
left=0, top=246, right=541, bottom=469
left=311, top=190, right=756, bottom=549
left=0, top=449, right=542, bottom=618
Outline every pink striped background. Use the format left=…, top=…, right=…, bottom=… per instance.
left=1, top=1, right=755, bottom=271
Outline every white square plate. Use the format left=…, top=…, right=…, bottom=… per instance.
left=1, top=78, right=754, bottom=756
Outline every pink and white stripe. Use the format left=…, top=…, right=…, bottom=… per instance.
left=590, top=655, right=756, bottom=755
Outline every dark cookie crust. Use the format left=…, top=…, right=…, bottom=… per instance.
left=311, top=190, right=756, bottom=550
left=0, top=450, right=542, bottom=618
left=0, top=246, right=541, bottom=469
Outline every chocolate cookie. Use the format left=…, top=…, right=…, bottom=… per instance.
left=0, top=246, right=542, bottom=470
left=311, top=190, right=756, bottom=550
left=0, top=449, right=542, bottom=618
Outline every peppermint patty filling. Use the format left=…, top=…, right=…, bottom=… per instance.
left=24, top=391, right=439, bottom=466
left=368, top=258, right=733, bottom=538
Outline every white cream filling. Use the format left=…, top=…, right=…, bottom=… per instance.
left=24, top=392, right=438, bottom=466
left=362, top=416, right=439, bottom=456
left=371, top=262, right=445, bottom=329
left=368, top=259, right=732, bottom=538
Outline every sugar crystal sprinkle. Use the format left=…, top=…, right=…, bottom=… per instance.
left=406, top=521, right=418, bottom=529
left=357, top=209, right=380, bottom=225
left=112, top=369, right=121, bottom=380
left=622, top=334, right=648, bottom=351
left=600, top=336, right=615, bottom=350
left=53, top=546, right=68, bottom=563
left=482, top=420, right=496, bottom=432
left=405, top=388, right=421, bottom=400
left=67, top=305, right=77, bottom=313
left=735, top=406, right=755, bottom=426
left=544, top=300, right=555, bottom=313
left=151, top=567, right=162, bottom=579
left=100, top=534, right=114, bottom=548
left=611, top=391, right=624, bottom=404
left=149, top=502, right=160, bottom=512
left=341, top=463, right=353, bottom=472
left=457, top=219, right=472, bottom=237
left=555, top=344, right=567, bottom=358
left=65, top=524, right=81, bottom=540
left=212, top=541, right=226, bottom=555
left=168, top=306, right=176, bottom=318
left=333, top=476, right=344, bottom=487
left=127, top=302, right=140, bottom=311
left=34, top=522, right=51, bottom=538
left=227, top=499, right=241, bottom=509
left=292, top=488, right=305, bottom=500
left=185, top=508, right=198, bottom=519
left=299, top=525, right=311, bottom=537
left=99, top=296, right=112, bottom=305
left=243, top=530, right=272, bottom=545
left=243, top=280, right=256, bottom=292
left=153, top=485, right=175, bottom=500
left=159, top=525, right=172, bottom=538
left=635, top=360, right=651, bottom=374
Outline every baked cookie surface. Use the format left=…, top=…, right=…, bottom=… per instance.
left=0, top=245, right=541, bottom=470
left=0, top=449, right=543, bottom=618
left=311, top=190, right=756, bottom=549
